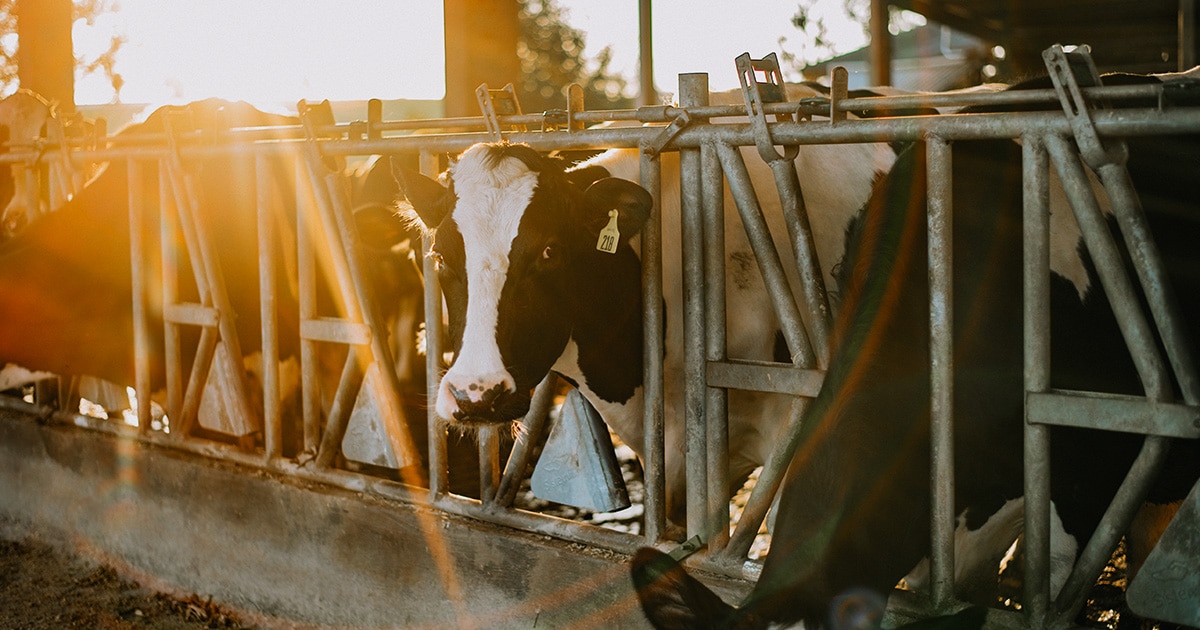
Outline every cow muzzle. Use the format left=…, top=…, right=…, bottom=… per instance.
left=437, top=375, right=531, bottom=428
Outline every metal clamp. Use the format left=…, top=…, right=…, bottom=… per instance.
left=736, top=52, right=799, bottom=163
left=476, top=82, right=525, bottom=141
left=642, top=109, right=691, bottom=157
left=1043, top=44, right=1128, bottom=169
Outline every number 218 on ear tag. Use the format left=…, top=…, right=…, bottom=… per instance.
left=596, top=209, right=620, bottom=254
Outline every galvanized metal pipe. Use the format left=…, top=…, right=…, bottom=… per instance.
left=678, top=72, right=710, bottom=541
left=159, top=161, right=183, bottom=422
left=420, top=150, right=449, bottom=498
left=127, top=158, right=152, bottom=432
left=1043, top=133, right=1174, bottom=620
left=715, top=142, right=815, bottom=368
left=926, top=136, right=956, bottom=608
left=256, top=155, right=282, bottom=459
left=767, top=157, right=832, bottom=368
left=1097, top=161, right=1200, bottom=406
left=702, top=140, right=730, bottom=551
left=639, top=147, right=667, bottom=545
left=296, top=156, right=321, bottom=456
left=1022, top=135, right=1054, bottom=628
left=493, top=373, right=558, bottom=508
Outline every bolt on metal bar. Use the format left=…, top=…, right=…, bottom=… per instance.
left=678, top=72, right=711, bottom=541
left=926, top=135, right=956, bottom=608
left=1022, top=135, right=1054, bottom=628
left=702, top=139, right=731, bottom=551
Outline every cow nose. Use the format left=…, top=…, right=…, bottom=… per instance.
left=436, top=372, right=522, bottom=426
left=448, top=381, right=508, bottom=412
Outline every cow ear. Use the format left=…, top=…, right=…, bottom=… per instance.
left=583, top=177, right=652, bottom=243
left=354, top=202, right=413, bottom=250
left=566, top=164, right=611, bottom=190
left=392, top=163, right=452, bottom=229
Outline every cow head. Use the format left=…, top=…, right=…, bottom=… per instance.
left=396, top=142, right=651, bottom=429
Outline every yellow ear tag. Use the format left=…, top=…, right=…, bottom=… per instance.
left=596, top=209, right=620, bottom=254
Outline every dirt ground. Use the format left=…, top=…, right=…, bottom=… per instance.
left=0, top=533, right=245, bottom=630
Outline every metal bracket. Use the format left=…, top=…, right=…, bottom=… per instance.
left=476, top=82, right=525, bottom=141
left=642, top=110, right=691, bottom=157
left=736, top=52, right=799, bottom=163
left=1043, top=44, right=1128, bottom=169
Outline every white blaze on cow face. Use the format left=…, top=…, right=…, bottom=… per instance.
left=434, top=144, right=540, bottom=422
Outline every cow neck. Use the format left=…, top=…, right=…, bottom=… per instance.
left=560, top=243, right=645, bottom=407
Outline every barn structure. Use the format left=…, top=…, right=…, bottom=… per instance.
left=2, top=2, right=1199, bottom=628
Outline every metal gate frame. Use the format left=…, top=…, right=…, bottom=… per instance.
left=3, top=48, right=1199, bottom=627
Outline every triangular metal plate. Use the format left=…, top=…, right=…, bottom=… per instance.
left=197, top=341, right=258, bottom=436
left=530, top=388, right=630, bottom=512
left=342, top=362, right=400, bottom=469
left=1126, top=478, right=1200, bottom=626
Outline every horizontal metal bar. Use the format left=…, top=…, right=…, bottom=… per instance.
left=163, top=302, right=219, bottom=328
left=1027, top=390, right=1200, bottom=438
left=6, top=107, right=1200, bottom=167
left=705, top=359, right=824, bottom=397
left=300, top=317, right=372, bottom=345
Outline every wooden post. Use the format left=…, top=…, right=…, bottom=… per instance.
left=442, top=0, right=521, bottom=118
left=16, top=0, right=75, bottom=112
left=869, top=0, right=892, bottom=87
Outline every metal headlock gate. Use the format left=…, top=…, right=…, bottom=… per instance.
left=2, top=44, right=1199, bottom=627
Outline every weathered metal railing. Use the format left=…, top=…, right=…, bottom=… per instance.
left=2, top=50, right=1199, bottom=627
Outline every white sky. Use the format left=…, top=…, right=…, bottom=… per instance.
left=72, top=0, right=871, bottom=106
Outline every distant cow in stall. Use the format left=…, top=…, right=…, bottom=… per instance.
left=394, top=103, right=897, bottom=524
left=630, top=73, right=1200, bottom=629
left=0, top=99, right=426, bottom=468
left=0, top=89, right=53, bottom=238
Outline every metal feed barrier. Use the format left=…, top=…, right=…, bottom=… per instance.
left=2, top=44, right=1198, bottom=628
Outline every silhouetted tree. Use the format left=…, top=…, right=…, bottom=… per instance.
left=517, top=0, right=633, bottom=113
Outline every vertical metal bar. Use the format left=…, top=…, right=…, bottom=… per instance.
left=1022, top=135, right=1053, bottom=628
left=679, top=72, right=709, bottom=540
left=127, top=158, right=152, bottom=432
left=257, top=154, right=282, bottom=459
left=478, top=426, right=500, bottom=503
left=160, top=161, right=182, bottom=423
left=296, top=156, right=320, bottom=455
left=420, top=150, right=449, bottom=497
left=702, top=140, right=730, bottom=551
left=926, top=135, right=956, bottom=607
left=715, top=142, right=815, bottom=368
left=637, top=0, right=656, bottom=107
left=639, top=146, right=666, bottom=544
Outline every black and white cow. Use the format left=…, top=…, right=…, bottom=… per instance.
left=630, top=74, right=1200, bottom=629
left=396, top=123, right=897, bottom=522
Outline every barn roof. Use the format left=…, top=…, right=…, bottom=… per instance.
left=895, top=0, right=1193, bottom=76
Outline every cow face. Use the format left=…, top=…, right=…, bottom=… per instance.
left=397, top=143, right=651, bottom=429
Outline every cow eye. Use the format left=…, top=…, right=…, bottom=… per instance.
left=541, top=245, right=554, bottom=261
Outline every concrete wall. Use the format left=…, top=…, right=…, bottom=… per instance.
left=0, top=406, right=741, bottom=628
